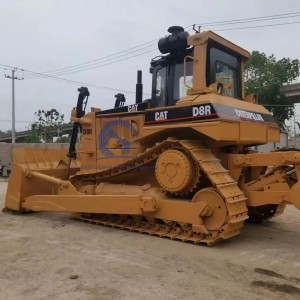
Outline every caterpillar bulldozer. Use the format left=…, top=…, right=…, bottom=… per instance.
left=4, top=26, right=300, bottom=246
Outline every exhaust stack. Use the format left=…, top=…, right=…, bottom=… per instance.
left=135, top=70, right=143, bottom=104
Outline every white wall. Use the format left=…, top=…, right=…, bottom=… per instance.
left=255, top=132, right=288, bottom=152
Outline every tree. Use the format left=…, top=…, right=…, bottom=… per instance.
left=55, top=136, right=71, bottom=143
left=244, top=51, right=300, bottom=126
left=29, top=109, right=64, bottom=143
left=25, top=123, right=42, bottom=143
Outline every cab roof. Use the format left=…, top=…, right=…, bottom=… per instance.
left=188, top=30, right=250, bottom=60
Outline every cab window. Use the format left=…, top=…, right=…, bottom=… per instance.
left=155, top=67, right=167, bottom=107
left=215, top=61, right=237, bottom=97
left=209, top=47, right=241, bottom=99
left=173, top=61, right=193, bottom=101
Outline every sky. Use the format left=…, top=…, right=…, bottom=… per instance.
left=0, top=0, right=300, bottom=131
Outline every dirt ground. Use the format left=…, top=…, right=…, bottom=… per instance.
left=0, top=181, right=299, bottom=300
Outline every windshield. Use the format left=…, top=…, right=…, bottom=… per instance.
left=152, top=50, right=194, bottom=107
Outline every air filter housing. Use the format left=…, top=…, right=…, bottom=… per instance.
left=158, top=26, right=189, bottom=55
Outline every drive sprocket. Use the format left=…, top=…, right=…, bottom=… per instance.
left=155, top=149, right=199, bottom=194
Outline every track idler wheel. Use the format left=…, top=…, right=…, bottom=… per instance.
left=192, top=188, right=227, bottom=231
left=155, top=149, right=198, bottom=194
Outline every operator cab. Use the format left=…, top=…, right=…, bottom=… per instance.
left=150, top=26, right=243, bottom=108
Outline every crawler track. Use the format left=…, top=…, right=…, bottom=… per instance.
left=73, top=139, right=249, bottom=245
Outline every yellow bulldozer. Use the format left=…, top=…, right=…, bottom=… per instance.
left=4, top=26, right=300, bottom=245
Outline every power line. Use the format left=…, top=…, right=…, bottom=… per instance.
left=2, top=13, right=299, bottom=90
left=27, top=47, right=158, bottom=77
left=27, top=12, right=300, bottom=78
left=31, top=19, right=300, bottom=78
left=38, top=41, right=158, bottom=75
left=30, top=24, right=193, bottom=77
left=28, top=27, right=197, bottom=78
left=213, top=20, right=300, bottom=32
left=201, top=13, right=300, bottom=27
left=0, top=119, right=32, bottom=123
left=197, top=11, right=300, bottom=26
left=3, top=20, right=298, bottom=91
left=29, top=12, right=300, bottom=76
left=0, top=63, right=151, bottom=95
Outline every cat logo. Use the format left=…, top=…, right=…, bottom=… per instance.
left=128, top=104, right=138, bottom=112
left=155, top=111, right=168, bottom=121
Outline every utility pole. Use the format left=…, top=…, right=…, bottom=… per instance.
left=293, top=104, right=296, bottom=139
left=4, top=68, right=24, bottom=143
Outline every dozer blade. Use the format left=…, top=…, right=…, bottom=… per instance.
left=239, top=151, right=300, bottom=211
left=4, top=147, right=80, bottom=212
left=287, top=182, right=300, bottom=210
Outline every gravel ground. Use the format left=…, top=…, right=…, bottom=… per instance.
left=0, top=180, right=299, bottom=300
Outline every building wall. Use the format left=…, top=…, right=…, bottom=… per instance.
left=255, top=132, right=288, bottom=152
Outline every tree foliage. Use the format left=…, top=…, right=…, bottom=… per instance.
left=28, top=109, right=64, bottom=143
left=25, top=123, right=42, bottom=143
left=55, top=136, right=71, bottom=143
left=244, top=51, right=300, bottom=126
